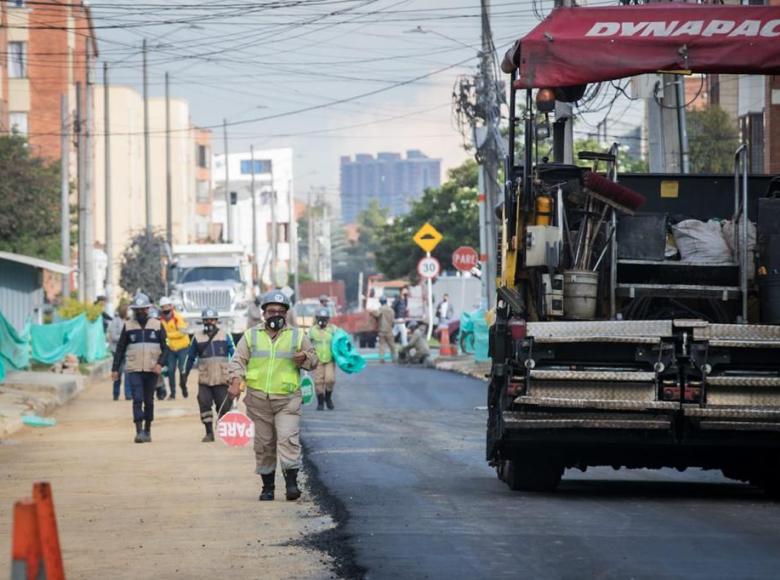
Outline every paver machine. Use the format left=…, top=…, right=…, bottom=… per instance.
left=489, top=3, right=780, bottom=492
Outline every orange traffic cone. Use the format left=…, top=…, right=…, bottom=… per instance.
left=439, top=326, right=456, bottom=357
left=33, top=482, right=65, bottom=580
left=11, top=500, right=43, bottom=580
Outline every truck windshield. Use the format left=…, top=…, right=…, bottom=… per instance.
left=177, top=267, right=240, bottom=283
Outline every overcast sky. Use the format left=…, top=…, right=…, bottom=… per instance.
left=92, top=0, right=642, bottom=196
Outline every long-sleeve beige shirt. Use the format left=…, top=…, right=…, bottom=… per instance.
left=371, top=305, right=396, bottom=334
left=228, top=326, right=318, bottom=389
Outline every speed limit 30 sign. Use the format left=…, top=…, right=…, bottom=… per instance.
left=417, top=256, right=441, bottom=280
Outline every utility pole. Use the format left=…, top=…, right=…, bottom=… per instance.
left=84, top=60, right=95, bottom=302
left=291, top=178, right=299, bottom=299
left=270, top=175, right=278, bottom=288
left=648, top=74, right=690, bottom=173
left=60, top=94, right=70, bottom=297
left=477, top=0, right=499, bottom=309
left=223, top=119, right=232, bottom=242
left=76, top=81, right=85, bottom=301
left=165, top=72, right=172, bottom=248
left=250, top=145, right=258, bottom=282
left=103, top=63, right=113, bottom=308
left=143, top=38, right=152, bottom=238
left=553, top=0, right=574, bottom=164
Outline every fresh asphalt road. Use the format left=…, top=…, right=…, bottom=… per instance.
left=302, top=363, right=780, bottom=580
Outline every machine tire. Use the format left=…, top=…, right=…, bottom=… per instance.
left=504, top=454, right=564, bottom=492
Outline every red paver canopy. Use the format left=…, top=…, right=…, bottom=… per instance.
left=502, top=4, right=780, bottom=88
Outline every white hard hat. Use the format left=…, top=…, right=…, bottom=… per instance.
left=159, top=297, right=173, bottom=307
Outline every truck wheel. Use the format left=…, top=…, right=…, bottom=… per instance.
left=504, top=454, right=564, bottom=492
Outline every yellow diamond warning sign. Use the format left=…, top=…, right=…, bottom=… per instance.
left=413, top=222, right=443, bottom=253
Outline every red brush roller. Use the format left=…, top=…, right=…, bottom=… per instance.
left=584, top=172, right=646, bottom=211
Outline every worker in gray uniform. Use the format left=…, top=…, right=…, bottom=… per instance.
left=183, top=308, right=235, bottom=442
left=400, top=321, right=432, bottom=366
left=112, top=293, right=168, bottom=443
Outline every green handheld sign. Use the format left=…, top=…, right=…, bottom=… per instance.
left=300, top=375, right=314, bottom=405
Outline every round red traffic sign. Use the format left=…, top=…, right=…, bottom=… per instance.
left=217, top=411, right=255, bottom=447
left=452, top=246, right=479, bottom=272
left=417, top=256, right=441, bottom=280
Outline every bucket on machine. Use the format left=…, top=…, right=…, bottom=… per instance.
left=563, top=269, right=599, bottom=320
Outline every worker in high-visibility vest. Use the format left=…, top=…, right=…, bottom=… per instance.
left=228, top=290, right=318, bottom=501
left=309, top=308, right=338, bottom=411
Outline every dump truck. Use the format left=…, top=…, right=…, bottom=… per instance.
left=490, top=3, right=780, bottom=493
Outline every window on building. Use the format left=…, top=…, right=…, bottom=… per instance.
left=240, top=159, right=272, bottom=175
left=196, top=180, right=209, bottom=202
left=266, top=222, right=289, bottom=243
left=8, top=42, right=26, bottom=78
left=9, top=1, right=26, bottom=8
left=195, top=217, right=209, bottom=241
left=197, top=144, right=208, bottom=168
left=9, top=112, right=28, bottom=135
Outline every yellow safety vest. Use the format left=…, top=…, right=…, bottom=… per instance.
left=245, top=327, right=303, bottom=395
left=309, top=326, right=334, bottom=364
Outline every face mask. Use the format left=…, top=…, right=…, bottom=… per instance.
left=317, top=319, right=328, bottom=329
left=161, top=310, right=173, bottom=319
left=136, top=311, right=148, bottom=324
left=204, top=323, right=216, bottom=334
left=266, top=315, right=286, bottom=331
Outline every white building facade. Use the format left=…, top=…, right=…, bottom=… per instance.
left=212, top=148, right=296, bottom=288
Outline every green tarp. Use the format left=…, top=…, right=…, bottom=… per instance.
left=459, top=309, right=490, bottom=362
left=0, top=311, right=30, bottom=381
left=30, top=313, right=108, bottom=364
left=332, top=328, right=366, bottom=374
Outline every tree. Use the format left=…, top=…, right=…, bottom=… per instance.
left=375, top=159, right=480, bottom=280
left=687, top=106, right=739, bottom=174
left=119, top=231, right=167, bottom=301
left=574, top=138, right=648, bottom=173
left=0, top=134, right=64, bottom=261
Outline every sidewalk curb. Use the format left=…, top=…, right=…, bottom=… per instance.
left=0, top=371, right=87, bottom=439
left=434, top=356, right=491, bottom=381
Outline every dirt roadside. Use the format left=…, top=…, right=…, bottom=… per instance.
left=0, top=376, right=335, bottom=579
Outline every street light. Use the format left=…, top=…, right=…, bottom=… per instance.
left=404, top=26, right=479, bottom=51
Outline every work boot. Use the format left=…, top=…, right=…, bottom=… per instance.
left=182, top=385, right=189, bottom=399
left=259, top=472, right=275, bottom=501
left=201, top=432, right=214, bottom=443
left=133, top=421, right=144, bottom=443
left=325, top=391, right=335, bottom=410
left=284, top=469, right=301, bottom=501
left=168, top=390, right=176, bottom=400
left=316, top=394, right=325, bottom=411
left=143, top=422, right=152, bottom=443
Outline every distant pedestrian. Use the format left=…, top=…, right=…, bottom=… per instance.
left=247, top=292, right=263, bottom=329
left=319, top=294, right=330, bottom=309
left=371, top=296, right=396, bottom=363
left=228, top=290, right=318, bottom=501
left=309, top=308, right=338, bottom=410
left=107, top=302, right=130, bottom=401
left=94, top=295, right=112, bottom=333
left=392, top=288, right=410, bottom=346
left=436, top=294, right=452, bottom=329
left=112, top=293, right=168, bottom=443
left=159, top=296, right=190, bottom=399
left=183, top=308, right=234, bottom=442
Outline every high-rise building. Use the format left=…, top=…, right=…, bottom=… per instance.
left=339, top=150, right=441, bottom=223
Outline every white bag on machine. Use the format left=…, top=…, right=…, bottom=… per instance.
left=671, top=219, right=732, bottom=263
left=721, top=219, right=757, bottom=280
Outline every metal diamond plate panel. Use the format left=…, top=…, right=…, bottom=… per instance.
left=530, top=370, right=655, bottom=382
left=532, top=336, right=661, bottom=345
left=503, top=417, right=671, bottom=430
left=699, top=421, right=780, bottom=431
left=707, top=376, right=780, bottom=387
left=684, top=407, right=780, bottom=419
left=694, top=324, right=780, bottom=342
left=527, top=381, right=656, bottom=402
left=527, top=320, right=673, bottom=339
left=515, top=395, right=676, bottom=410
left=705, top=388, right=780, bottom=407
